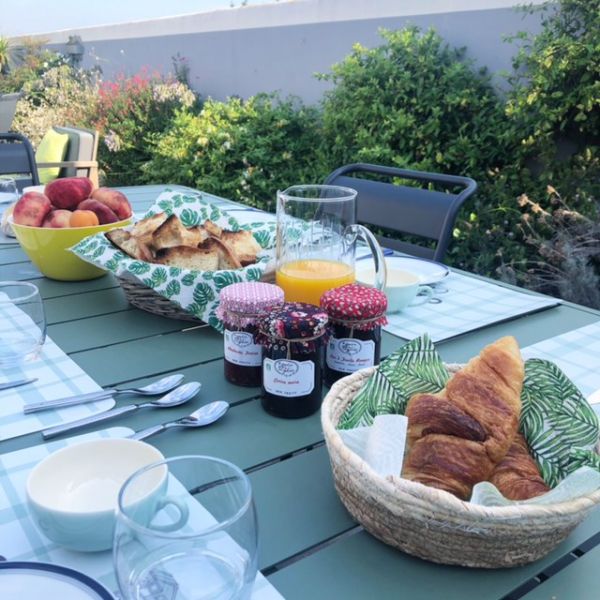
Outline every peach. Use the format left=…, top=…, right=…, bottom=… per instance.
left=42, top=209, right=73, bottom=228
left=77, top=199, right=119, bottom=224
left=91, top=187, right=132, bottom=220
left=12, top=192, right=52, bottom=227
left=45, top=177, right=94, bottom=210
left=70, top=209, right=99, bottom=228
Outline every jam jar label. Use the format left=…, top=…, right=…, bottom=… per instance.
left=327, top=337, right=375, bottom=373
left=263, top=358, right=315, bottom=397
left=224, top=330, right=262, bottom=367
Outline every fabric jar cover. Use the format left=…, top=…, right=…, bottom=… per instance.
left=216, top=282, right=284, bottom=328
left=258, top=302, right=329, bottom=355
left=320, top=283, right=387, bottom=332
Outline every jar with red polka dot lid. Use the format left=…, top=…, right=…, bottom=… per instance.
left=320, top=283, right=387, bottom=386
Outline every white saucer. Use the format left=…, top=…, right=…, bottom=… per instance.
left=0, top=562, right=114, bottom=599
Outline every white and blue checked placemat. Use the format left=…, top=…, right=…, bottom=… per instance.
left=0, top=334, right=114, bottom=441
left=383, top=272, right=560, bottom=342
left=522, top=321, right=600, bottom=401
left=0, top=427, right=284, bottom=599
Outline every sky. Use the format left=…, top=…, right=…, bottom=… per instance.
left=0, top=0, right=278, bottom=37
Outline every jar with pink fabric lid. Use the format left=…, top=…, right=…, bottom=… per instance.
left=217, top=282, right=284, bottom=386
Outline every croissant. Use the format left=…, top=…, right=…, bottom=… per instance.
left=488, top=433, right=550, bottom=500
left=402, top=336, right=525, bottom=500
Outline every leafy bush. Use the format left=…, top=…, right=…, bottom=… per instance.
left=144, top=94, right=324, bottom=211
left=319, top=27, right=511, bottom=179
left=93, top=70, right=198, bottom=185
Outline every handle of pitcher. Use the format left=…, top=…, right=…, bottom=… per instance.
left=350, top=224, right=387, bottom=292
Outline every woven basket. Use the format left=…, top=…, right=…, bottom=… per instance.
left=117, top=276, right=202, bottom=323
left=321, top=366, right=600, bottom=568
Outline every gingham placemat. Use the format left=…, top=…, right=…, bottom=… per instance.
left=522, top=321, right=600, bottom=400
left=0, top=334, right=114, bottom=441
left=0, top=427, right=284, bottom=599
left=383, top=271, right=560, bottom=342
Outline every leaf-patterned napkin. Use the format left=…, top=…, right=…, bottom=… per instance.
left=70, top=189, right=277, bottom=331
left=338, top=335, right=600, bottom=490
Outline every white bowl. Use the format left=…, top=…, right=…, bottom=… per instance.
left=26, top=438, right=165, bottom=552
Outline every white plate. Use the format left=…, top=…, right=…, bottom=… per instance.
left=0, top=562, right=114, bottom=599
left=357, top=255, right=450, bottom=285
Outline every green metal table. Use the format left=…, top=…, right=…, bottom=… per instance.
left=1, top=184, right=599, bottom=600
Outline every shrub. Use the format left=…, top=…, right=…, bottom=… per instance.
left=93, top=70, right=198, bottom=185
left=144, top=94, right=325, bottom=211
left=318, top=27, right=511, bottom=180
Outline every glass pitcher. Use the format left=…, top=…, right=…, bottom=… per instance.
left=276, top=185, right=386, bottom=305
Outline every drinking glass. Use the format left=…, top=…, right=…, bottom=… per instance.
left=0, top=282, right=46, bottom=367
left=114, top=455, right=258, bottom=600
left=276, top=185, right=386, bottom=305
left=0, top=176, right=19, bottom=205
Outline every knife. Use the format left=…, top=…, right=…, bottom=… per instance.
left=23, top=389, right=114, bottom=414
left=0, top=377, right=37, bottom=391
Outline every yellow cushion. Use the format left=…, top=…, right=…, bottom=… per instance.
left=36, top=129, right=69, bottom=184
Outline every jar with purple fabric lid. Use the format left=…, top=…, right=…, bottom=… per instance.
left=217, top=282, right=284, bottom=387
left=257, top=302, right=329, bottom=418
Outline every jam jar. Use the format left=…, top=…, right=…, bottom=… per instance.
left=258, top=302, right=329, bottom=418
left=217, top=282, right=284, bottom=387
left=320, top=283, right=387, bottom=386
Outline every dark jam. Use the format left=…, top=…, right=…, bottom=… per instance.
left=324, top=321, right=381, bottom=387
left=261, top=344, right=324, bottom=418
left=223, top=323, right=262, bottom=387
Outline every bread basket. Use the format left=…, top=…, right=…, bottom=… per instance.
left=321, top=366, right=600, bottom=568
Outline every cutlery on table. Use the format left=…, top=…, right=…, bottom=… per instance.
left=41, top=382, right=201, bottom=440
left=0, top=377, right=37, bottom=391
left=131, top=401, right=230, bottom=441
left=24, top=373, right=185, bottom=414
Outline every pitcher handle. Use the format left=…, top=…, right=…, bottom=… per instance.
left=349, top=224, right=387, bottom=291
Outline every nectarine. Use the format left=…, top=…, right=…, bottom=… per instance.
left=91, top=188, right=132, bottom=220
left=42, top=209, right=73, bottom=228
left=77, top=199, right=119, bottom=224
left=46, top=177, right=94, bottom=210
left=13, top=192, right=52, bottom=227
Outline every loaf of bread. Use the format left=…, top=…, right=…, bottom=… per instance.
left=488, top=433, right=549, bottom=500
left=402, top=336, right=525, bottom=500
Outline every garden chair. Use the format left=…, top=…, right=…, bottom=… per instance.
left=36, top=126, right=99, bottom=188
left=0, top=93, right=21, bottom=132
left=0, top=132, right=40, bottom=191
left=324, top=163, right=477, bottom=263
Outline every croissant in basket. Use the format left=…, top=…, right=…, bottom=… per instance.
left=402, top=336, right=528, bottom=500
left=104, top=212, right=262, bottom=271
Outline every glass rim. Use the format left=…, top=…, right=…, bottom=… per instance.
left=278, top=184, right=357, bottom=203
left=0, top=281, right=40, bottom=303
left=0, top=175, right=16, bottom=182
left=116, top=454, right=253, bottom=539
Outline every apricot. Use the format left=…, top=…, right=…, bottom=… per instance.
left=42, top=209, right=72, bottom=228
left=13, top=192, right=52, bottom=227
left=70, top=209, right=99, bottom=228
left=46, top=177, right=94, bottom=210
left=91, top=187, right=132, bottom=220
left=77, top=199, right=119, bottom=224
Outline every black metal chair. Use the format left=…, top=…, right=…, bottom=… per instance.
left=324, top=163, right=477, bottom=263
left=0, top=132, right=40, bottom=191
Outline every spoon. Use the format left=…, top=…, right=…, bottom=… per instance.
left=132, top=401, right=230, bottom=441
left=24, top=374, right=186, bottom=413
left=42, top=382, right=201, bottom=440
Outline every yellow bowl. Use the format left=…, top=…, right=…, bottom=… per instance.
left=11, top=217, right=132, bottom=281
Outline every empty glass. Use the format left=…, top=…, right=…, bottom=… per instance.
left=0, top=176, right=18, bottom=205
left=114, top=455, right=258, bottom=600
left=0, top=282, right=46, bottom=367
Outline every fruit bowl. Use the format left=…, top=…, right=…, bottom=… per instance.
left=11, top=217, right=132, bottom=281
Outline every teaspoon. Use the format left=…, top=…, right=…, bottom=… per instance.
left=24, top=373, right=186, bottom=414
left=132, top=401, right=230, bottom=441
left=42, top=382, right=201, bottom=440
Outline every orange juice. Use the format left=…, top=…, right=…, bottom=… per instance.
left=276, top=259, right=355, bottom=305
